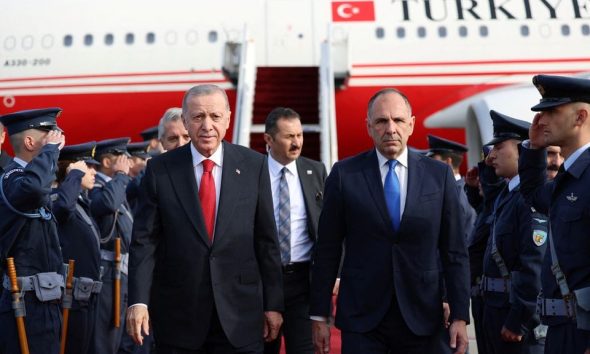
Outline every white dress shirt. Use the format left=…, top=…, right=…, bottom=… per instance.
left=190, top=143, right=223, bottom=236
left=267, top=154, right=313, bottom=263
left=508, top=174, right=520, bottom=192
left=13, top=157, right=27, bottom=168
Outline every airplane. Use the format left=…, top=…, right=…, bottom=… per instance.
left=2, top=0, right=590, bottom=168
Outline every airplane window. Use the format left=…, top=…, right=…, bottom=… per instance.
left=63, top=35, right=73, bottom=47
left=186, top=30, right=198, bottom=44
left=22, top=35, right=34, bottom=50
left=165, top=31, right=178, bottom=45
left=41, top=34, right=54, bottom=49
left=208, top=31, right=218, bottom=43
left=84, top=34, right=93, bottom=46
left=582, top=24, right=590, bottom=36
left=105, top=34, right=114, bottom=46
left=458, top=26, right=468, bottom=37
left=375, top=27, right=385, bottom=39
left=4, top=36, right=16, bottom=50
left=417, top=26, right=426, bottom=38
left=438, top=26, right=447, bottom=38
left=126, top=33, right=135, bottom=45
left=561, top=24, right=570, bottom=36
left=396, top=27, right=406, bottom=39
left=479, top=26, right=489, bottom=37
left=146, top=32, right=156, bottom=44
left=520, top=25, right=530, bottom=37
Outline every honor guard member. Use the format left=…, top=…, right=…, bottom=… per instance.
left=139, top=125, right=163, bottom=156
left=464, top=147, right=506, bottom=354
left=125, top=141, right=151, bottom=215
left=0, top=108, right=65, bottom=354
left=0, top=122, right=12, bottom=173
left=519, top=74, right=590, bottom=354
left=482, top=110, right=547, bottom=354
left=53, top=142, right=103, bottom=354
left=427, top=135, right=477, bottom=243
left=89, top=137, right=133, bottom=354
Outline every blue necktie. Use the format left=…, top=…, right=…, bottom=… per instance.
left=278, top=167, right=291, bottom=265
left=384, top=160, right=401, bottom=232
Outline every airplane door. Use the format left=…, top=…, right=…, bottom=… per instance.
left=264, top=0, right=316, bottom=66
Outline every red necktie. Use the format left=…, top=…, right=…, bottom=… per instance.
left=199, top=159, right=216, bottom=241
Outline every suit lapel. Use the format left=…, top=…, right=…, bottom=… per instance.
left=400, top=151, right=424, bottom=231
left=214, top=142, right=244, bottom=243
left=166, top=144, right=210, bottom=246
left=296, top=158, right=316, bottom=240
left=362, top=150, right=393, bottom=232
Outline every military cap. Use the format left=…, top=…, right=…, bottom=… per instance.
left=95, top=137, right=131, bottom=157
left=426, top=134, right=467, bottom=157
left=127, top=141, right=151, bottom=159
left=485, top=110, right=531, bottom=146
left=0, top=108, right=63, bottom=135
left=59, top=141, right=100, bottom=165
left=531, top=74, right=590, bottom=111
left=140, top=126, right=159, bottom=141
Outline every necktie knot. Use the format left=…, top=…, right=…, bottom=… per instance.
left=202, top=159, right=214, bottom=173
left=388, top=159, right=398, bottom=170
left=281, top=167, right=288, bottom=177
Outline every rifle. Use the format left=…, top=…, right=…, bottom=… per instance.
left=113, top=237, right=121, bottom=328
left=60, top=260, right=75, bottom=354
left=6, top=257, right=30, bottom=354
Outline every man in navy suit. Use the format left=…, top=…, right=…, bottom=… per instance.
left=310, top=88, right=470, bottom=354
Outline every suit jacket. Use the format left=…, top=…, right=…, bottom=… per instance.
left=129, top=141, right=284, bottom=349
left=0, top=150, right=12, bottom=173
left=310, top=148, right=470, bottom=336
left=294, top=157, right=327, bottom=243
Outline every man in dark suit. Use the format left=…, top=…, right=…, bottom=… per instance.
left=0, top=122, right=12, bottom=172
left=310, top=88, right=470, bottom=354
left=126, top=84, right=284, bottom=353
left=262, top=107, right=326, bottom=354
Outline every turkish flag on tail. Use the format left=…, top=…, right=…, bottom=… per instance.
left=332, top=1, right=375, bottom=22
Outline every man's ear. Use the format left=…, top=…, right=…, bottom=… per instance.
left=576, top=107, right=589, bottom=126
left=23, top=135, right=36, bottom=151
left=101, top=155, right=111, bottom=169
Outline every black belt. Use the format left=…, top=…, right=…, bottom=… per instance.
left=282, top=262, right=310, bottom=274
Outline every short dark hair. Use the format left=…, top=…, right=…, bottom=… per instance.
left=265, top=107, right=301, bottom=137
left=367, top=88, right=412, bottom=121
left=433, top=151, right=464, bottom=169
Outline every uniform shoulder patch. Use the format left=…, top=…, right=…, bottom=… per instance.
left=533, top=229, right=547, bottom=246
left=3, top=168, right=24, bottom=180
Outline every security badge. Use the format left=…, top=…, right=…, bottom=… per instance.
left=566, top=192, right=578, bottom=202
left=533, top=229, right=547, bottom=247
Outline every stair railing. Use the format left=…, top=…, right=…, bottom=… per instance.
left=232, top=25, right=257, bottom=147
left=319, top=25, right=339, bottom=171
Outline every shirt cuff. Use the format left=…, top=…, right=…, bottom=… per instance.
left=128, top=303, right=148, bottom=310
left=310, top=316, right=329, bottom=322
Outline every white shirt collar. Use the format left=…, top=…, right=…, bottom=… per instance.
left=508, top=174, right=520, bottom=192
left=13, top=157, right=27, bottom=168
left=267, top=152, right=297, bottom=176
left=564, top=141, right=590, bottom=171
left=376, top=146, right=409, bottom=169
left=190, top=142, right=223, bottom=169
